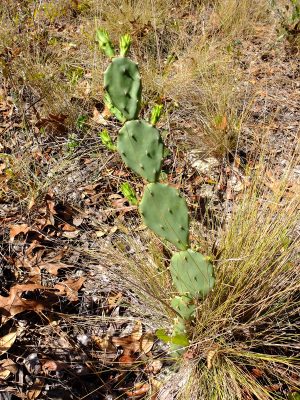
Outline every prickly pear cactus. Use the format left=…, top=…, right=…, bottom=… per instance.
left=170, top=249, right=215, bottom=298
left=104, top=57, right=141, bottom=120
left=117, top=120, right=164, bottom=182
left=139, top=183, right=190, bottom=250
left=98, top=30, right=215, bottom=357
left=171, top=295, right=195, bottom=320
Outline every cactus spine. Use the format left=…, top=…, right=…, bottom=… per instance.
left=98, top=31, right=215, bottom=354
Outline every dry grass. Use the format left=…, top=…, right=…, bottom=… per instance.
left=84, top=150, right=300, bottom=398
left=1, top=1, right=299, bottom=398
left=0, top=0, right=278, bottom=158
left=181, top=157, right=300, bottom=399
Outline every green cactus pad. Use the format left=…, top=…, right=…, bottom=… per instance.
left=104, top=57, right=141, bottom=120
left=170, top=249, right=215, bottom=298
left=117, top=120, right=163, bottom=182
left=171, top=295, right=195, bottom=320
left=139, top=183, right=189, bottom=250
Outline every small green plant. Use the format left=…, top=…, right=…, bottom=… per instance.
left=98, top=129, right=117, bottom=152
left=66, top=66, right=84, bottom=86
left=66, top=133, right=80, bottom=153
left=120, top=182, right=138, bottom=206
left=98, top=31, right=215, bottom=355
left=76, top=114, right=88, bottom=130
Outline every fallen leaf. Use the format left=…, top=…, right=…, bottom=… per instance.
left=251, top=367, right=264, bottom=378
left=265, top=384, right=281, bottom=392
left=35, top=113, right=67, bottom=134
left=0, top=368, right=10, bottom=380
left=26, top=377, right=44, bottom=399
left=0, top=359, right=17, bottom=380
left=62, top=230, right=80, bottom=239
left=0, top=330, right=19, bottom=356
left=0, top=359, right=18, bottom=374
left=214, top=115, right=227, bottom=130
left=41, top=359, right=59, bottom=373
left=9, top=224, right=30, bottom=242
left=107, top=292, right=123, bottom=310
left=125, top=383, right=150, bottom=397
left=141, top=333, right=154, bottom=354
left=61, top=223, right=76, bottom=232
left=92, top=107, right=108, bottom=125
left=0, top=284, right=47, bottom=322
left=144, top=360, right=162, bottom=375
left=54, top=277, right=85, bottom=301
left=39, top=262, right=71, bottom=276
left=118, top=352, right=135, bottom=366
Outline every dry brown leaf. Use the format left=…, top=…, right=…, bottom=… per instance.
left=145, top=360, right=162, bottom=375
left=54, top=277, right=85, bottom=301
left=251, top=367, right=264, bottom=378
left=61, top=223, right=76, bottom=232
left=0, top=368, right=10, bottom=380
left=0, top=359, right=18, bottom=380
left=39, top=262, right=70, bottom=276
left=0, top=330, right=19, bottom=356
left=112, top=321, right=144, bottom=355
left=92, top=107, right=108, bottom=125
left=112, top=336, right=140, bottom=353
left=0, top=284, right=47, bottom=322
left=141, top=333, right=154, bottom=354
left=26, top=377, right=44, bottom=399
left=118, top=352, right=136, bottom=366
left=62, top=230, right=80, bottom=239
left=125, top=383, right=150, bottom=397
left=9, top=224, right=30, bottom=242
left=107, top=292, right=123, bottom=310
left=35, top=113, right=67, bottom=134
left=131, top=321, right=143, bottom=341
left=41, top=359, right=59, bottom=373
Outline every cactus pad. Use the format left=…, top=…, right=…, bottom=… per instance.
left=171, top=296, right=195, bottom=320
left=170, top=249, right=215, bottom=298
left=117, top=120, right=163, bottom=182
left=139, top=183, right=189, bottom=250
left=104, top=57, right=141, bottom=120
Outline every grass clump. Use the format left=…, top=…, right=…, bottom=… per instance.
left=181, top=162, right=300, bottom=399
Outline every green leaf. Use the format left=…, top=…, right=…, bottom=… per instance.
left=120, top=182, right=138, bottom=206
left=76, top=115, right=88, bottom=130
left=98, top=129, right=116, bottom=152
left=170, top=333, right=189, bottom=346
left=156, top=329, right=172, bottom=343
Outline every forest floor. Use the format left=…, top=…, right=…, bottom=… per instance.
left=0, top=1, right=299, bottom=399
